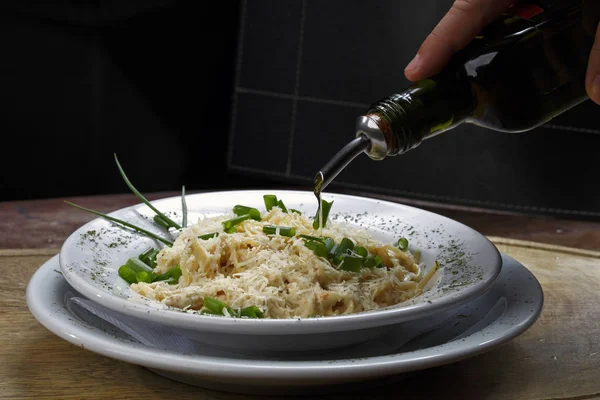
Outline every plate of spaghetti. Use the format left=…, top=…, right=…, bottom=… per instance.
left=57, top=156, right=502, bottom=354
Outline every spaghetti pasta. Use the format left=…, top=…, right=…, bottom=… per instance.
left=130, top=206, right=438, bottom=319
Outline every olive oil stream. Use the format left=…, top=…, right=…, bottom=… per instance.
left=314, top=136, right=370, bottom=228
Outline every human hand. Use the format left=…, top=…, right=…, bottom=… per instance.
left=403, top=0, right=600, bottom=105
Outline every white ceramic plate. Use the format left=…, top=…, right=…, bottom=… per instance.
left=58, top=190, right=502, bottom=354
left=27, top=253, right=542, bottom=395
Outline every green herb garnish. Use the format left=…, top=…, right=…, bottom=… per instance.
left=65, top=201, right=173, bottom=246
left=364, top=254, right=384, bottom=268
left=277, top=199, right=288, bottom=213
left=263, top=195, right=278, bottom=211
left=222, top=214, right=251, bottom=232
left=313, top=199, right=334, bottom=229
left=113, top=153, right=181, bottom=230
left=299, top=234, right=324, bottom=242
left=153, top=265, right=182, bottom=284
left=139, top=247, right=159, bottom=268
left=304, top=240, right=328, bottom=257
left=240, top=305, right=264, bottom=318
left=395, top=237, right=409, bottom=251
left=136, top=270, right=154, bottom=283
left=153, top=214, right=172, bottom=229
left=233, top=205, right=261, bottom=221
left=181, top=185, right=188, bottom=228
left=201, top=297, right=264, bottom=318
left=338, top=255, right=363, bottom=272
left=263, top=225, right=296, bottom=237
left=198, top=232, right=219, bottom=240
left=118, top=254, right=181, bottom=285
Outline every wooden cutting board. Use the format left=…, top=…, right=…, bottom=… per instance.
left=2, top=237, right=599, bottom=400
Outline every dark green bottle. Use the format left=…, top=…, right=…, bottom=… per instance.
left=314, top=0, right=599, bottom=195
left=356, top=0, right=599, bottom=160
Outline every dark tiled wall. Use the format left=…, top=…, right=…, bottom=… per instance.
left=0, top=2, right=240, bottom=201
left=229, top=0, right=600, bottom=218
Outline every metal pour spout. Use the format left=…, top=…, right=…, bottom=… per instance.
left=314, top=135, right=370, bottom=195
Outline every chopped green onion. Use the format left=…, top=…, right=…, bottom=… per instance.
left=290, top=209, right=302, bottom=214
left=119, top=256, right=164, bottom=284
left=334, top=238, right=355, bottom=263
left=364, top=255, right=384, bottom=268
left=301, top=233, right=387, bottom=272
left=139, top=247, right=159, bottom=268
left=354, top=246, right=368, bottom=258
left=154, top=265, right=182, bottom=284
left=203, top=297, right=227, bottom=314
left=263, top=225, right=296, bottom=237
left=338, top=255, right=363, bottom=272
left=327, top=244, right=338, bottom=259
left=168, top=265, right=182, bottom=281
left=118, top=265, right=137, bottom=284
left=240, top=306, right=264, bottom=318
left=153, top=271, right=170, bottom=281
left=124, top=257, right=153, bottom=273
left=153, top=214, right=171, bottom=229
left=64, top=201, right=173, bottom=246
left=304, top=240, right=328, bottom=257
left=263, top=195, right=278, bottom=211
left=324, top=237, right=336, bottom=255
left=277, top=199, right=288, bottom=213
left=136, top=270, right=154, bottom=283
left=198, top=232, right=219, bottom=240
left=395, top=237, right=409, bottom=251
left=313, top=199, right=334, bottom=229
left=154, top=265, right=181, bottom=280
left=181, top=185, right=187, bottom=228
left=233, top=205, right=261, bottom=221
left=339, top=238, right=355, bottom=252
left=222, top=214, right=251, bottom=231
left=113, top=153, right=181, bottom=230
left=299, top=234, right=324, bottom=242
left=202, top=297, right=235, bottom=316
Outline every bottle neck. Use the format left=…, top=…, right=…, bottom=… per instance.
left=357, top=78, right=475, bottom=158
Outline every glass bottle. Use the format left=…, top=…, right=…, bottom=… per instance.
left=315, top=0, right=599, bottom=194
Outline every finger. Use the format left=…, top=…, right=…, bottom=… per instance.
left=585, top=22, right=600, bottom=105
left=405, top=0, right=515, bottom=81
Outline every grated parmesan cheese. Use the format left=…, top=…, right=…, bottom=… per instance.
left=130, top=208, right=430, bottom=319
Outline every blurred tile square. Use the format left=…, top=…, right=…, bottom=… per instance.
left=230, top=92, right=293, bottom=173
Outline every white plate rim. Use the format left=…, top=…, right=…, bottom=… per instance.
left=58, top=189, right=503, bottom=335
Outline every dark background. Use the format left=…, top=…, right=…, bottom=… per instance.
left=1, top=0, right=599, bottom=219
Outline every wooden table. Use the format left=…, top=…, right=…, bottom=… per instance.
left=3, top=190, right=600, bottom=399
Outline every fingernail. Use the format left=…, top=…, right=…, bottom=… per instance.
left=405, top=54, right=421, bottom=72
left=593, top=75, right=600, bottom=100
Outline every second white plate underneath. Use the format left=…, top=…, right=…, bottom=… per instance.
left=26, top=253, right=542, bottom=395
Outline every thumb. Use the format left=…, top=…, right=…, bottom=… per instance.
left=586, top=23, right=600, bottom=105
left=405, top=0, right=515, bottom=82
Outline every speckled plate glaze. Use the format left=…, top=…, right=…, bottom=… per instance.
left=58, top=190, right=502, bottom=354
left=27, top=253, right=542, bottom=395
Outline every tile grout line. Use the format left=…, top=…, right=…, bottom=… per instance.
left=226, top=0, right=248, bottom=168
left=234, top=89, right=599, bottom=134
left=235, top=86, right=369, bottom=109
left=285, top=0, right=307, bottom=176
left=228, top=164, right=600, bottom=217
